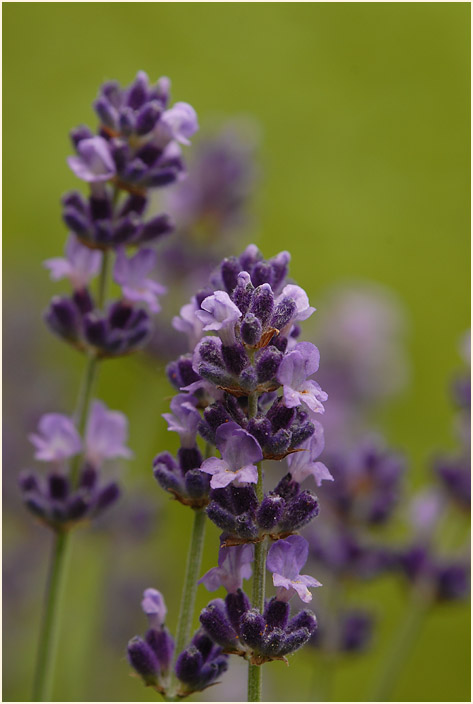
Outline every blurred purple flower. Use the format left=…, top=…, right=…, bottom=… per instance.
left=200, top=421, right=262, bottom=489
left=172, top=297, right=205, bottom=350
left=267, top=535, right=321, bottom=603
left=157, top=102, right=199, bottom=146
left=29, top=413, right=81, bottom=462
left=68, top=136, right=116, bottom=183
left=162, top=394, right=201, bottom=448
left=85, top=400, right=133, bottom=466
left=141, top=588, right=167, bottom=629
left=44, top=235, right=102, bottom=290
left=199, top=544, right=254, bottom=593
left=114, top=248, right=166, bottom=313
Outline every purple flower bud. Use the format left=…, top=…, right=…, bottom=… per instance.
left=256, top=495, right=285, bottom=530
left=287, top=609, right=317, bottom=636
left=221, top=343, right=249, bottom=375
left=127, top=636, right=159, bottom=686
left=199, top=599, right=238, bottom=649
left=261, top=628, right=285, bottom=657
left=255, top=346, right=283, bottom=383
left=184, top=469, right=209, bottom=498
left=221, top=257, right=242, bottom=293
left=271, top=297, right=297, bottom=331
left=94, top=96, right=118, bottom=128
left=279, top=628, right=311, bottom=656
left=264, top=597, right=290, bottom=630
left=45, top=296, right=81, bottom=342
left=178, top=447, right=203, bottom=473
left=94, top=482, right=120, bottom=514
left=279, top=490, right=319, bottom=533
left=145, top=628, right=174, bottom=672
left=225, top=589, right=251, bottom=633
left=232, top=272, right=254, bottom=315
left=239, top=609, right=265, bottom=650
left=206, top=501, right=238, bottom=534
left=175, top=646, right=203, bottom=687
left=250, top=284, right=275, bottom=326
left=142, top=588, right=167, bottom=629
left=269, top=251, right=290, bottom=293
left=240, top=313, right=262, bottom=346
left=340, top=611, right=373, bottom=652
left=48, top=473, right=69, bottom=501
left=136, top=101, right=162, bottom=135
left=126, top=71, right=149, bottom=110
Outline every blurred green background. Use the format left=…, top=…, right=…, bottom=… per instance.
left=3, top=3, right=470, bottom=702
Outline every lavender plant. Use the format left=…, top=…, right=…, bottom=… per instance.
left=127, top=245, right=333, bottom=700
left=20, top=71, right=198, bottom=702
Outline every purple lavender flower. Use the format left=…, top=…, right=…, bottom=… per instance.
left=68, top=136, right=116, bottom=183
left=172, top=297, right=205, bottom=351
left=162, top=394, right=201, bottom=448
left=44, top=235, right=102, bottom=290
left=29, top=413, right=82, bottom=462
left=199, top=544, right=254, bottom=593
left=157, top=102, right=199, bottom=146
left=287, top=421, right=333, bottom=487
left=141, top=588, right=167, bottom=629
left=267, top=535, right=321, bottom=603
left=196, top=291, right=242, bottom=346
left=85, top=400, right=133, bottom=467
left=275, top=285, right=315, bottom=333
left=200, top=422, right=263, bottom=489
left=277, top=342, right=327, bottom=415
left=113, top=248, right=166, bottom=313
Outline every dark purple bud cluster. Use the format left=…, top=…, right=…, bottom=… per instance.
left=199, top=591, right=317, bottom=664
left=19, top=466, right=120, bottom=532
left=206, top=475, right=319, bottom=544
left=307, top=528, right=396, bottom=579
left=127, top=627, right=174, bottom=691
left=174, top=630, right=228, bottom=696
left=397, top=545, right=470, bottom=603
left=62, top=190, right=173, bottom=250
left=153, top=450, right=210, bottom=508
left=310, top=609, right=374, bottom=654
left=46, top=295, right=152, bottom=358
left=319, top=438, right=405, bottom=526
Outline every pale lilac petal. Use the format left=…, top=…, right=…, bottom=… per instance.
left=172, top=298, right=204, bottom=350
left=234, top=465, right=258, bottom=485
left=29, top=413, right=82, bottom=462
left=198, top=566, right=227, bottom=592
left=141, top=588, right=167, bottom=628
left=161, top=102, right=199, bottom=145
left=200, top=457, right=228, bottom=476
left=196, top=291, right=241, bottom=345
left=85, top=400, right=133, bottom=466
left=68, top=136, right=116, bottom=183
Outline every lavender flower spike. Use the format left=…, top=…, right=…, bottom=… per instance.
left=114, top=248, right=166, bottom=313
left=199, top=544, right=254, bottom=593
left=162, top=394, right=201, bottom=448
left=141, top=588, right=167, bottom=629
left=29, top=413, right=82, bottom=462
left=85, top=400, right=133, bottom=467
left=44, top=235, right=102, bottom=290
left=67, top=136, right=116, bottom=183
left=267, top=535, right=321, bottom=603
left=277, top=341, right=327, bottom=415
left=287, top=421, right=333, bottom=487
left=196, top=291, right=242, bottom=346
left=200, top=421, right=263, bottom=489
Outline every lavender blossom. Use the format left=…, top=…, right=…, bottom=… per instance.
left=196, top=291, right=242, bottom=346
left=200, top=422, right=263, bottom=489
left=85, top=400, right=133, bottom=467
left=199, top=544, right=254, bottom=593
left=114, top=248, right=166, bottom=313
left=68, top=136, right=116, bottom=184
left=277, top=342, right=327, bottom=416
left=286, top=422, right=333, bottom=487
left=44, top=235, right=102, bottom=290
left=29, top=413, right=82, bottom=462
left=162, top=394, right=201, bottom=448
left=266, top=535, right=321, bottom=603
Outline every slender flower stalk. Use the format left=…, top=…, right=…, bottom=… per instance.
left=169, top=508, right=207, bottom=698
left=32, top=531, right=71, bottom=701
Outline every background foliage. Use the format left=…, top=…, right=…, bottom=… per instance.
left=3, top=3, right=470, bottom=701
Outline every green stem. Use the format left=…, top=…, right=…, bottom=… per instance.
left=248, top=461, right=266, bottom=702
left=169, top=508, right=207, bottom=697
left=32, top=236, right=113, bottom=700
left=32, top=531, right=71, bottom=701
left=368, top=587, right=431, bottom=702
